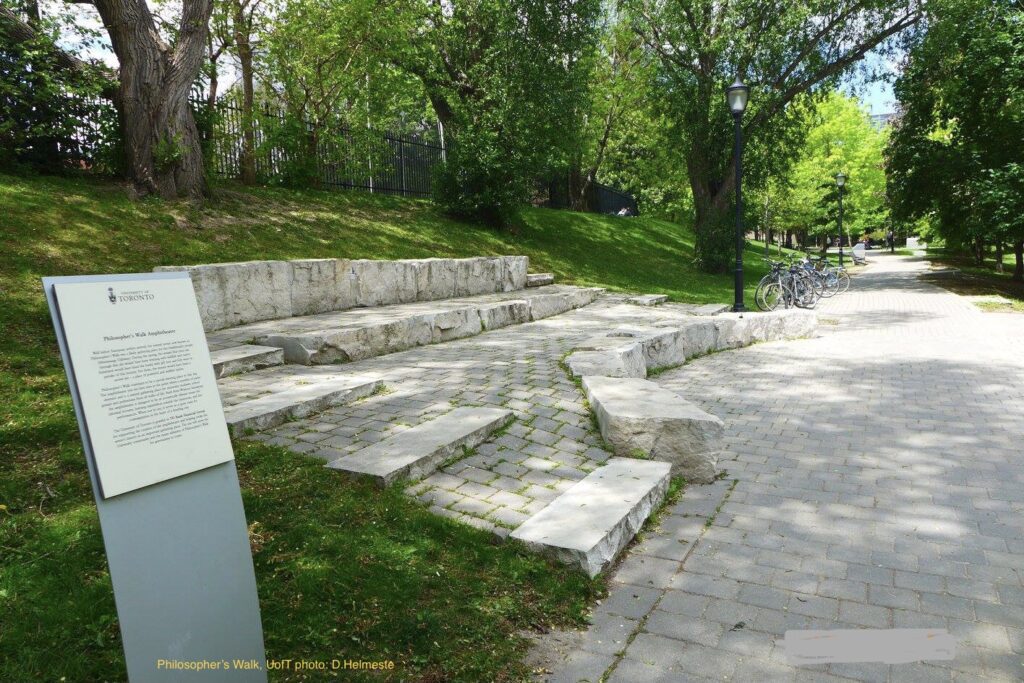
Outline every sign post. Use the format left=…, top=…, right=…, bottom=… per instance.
left=42, top=272, right=267, bottom=682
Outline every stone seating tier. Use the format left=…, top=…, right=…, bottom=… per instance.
left=155, top=256, right=529, bottom=332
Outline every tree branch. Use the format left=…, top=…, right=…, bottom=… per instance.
left=0, top=6, right=119, bottom=100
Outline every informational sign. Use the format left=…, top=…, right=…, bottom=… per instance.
left=52, top=277, right=233, bottom=497
left=43, top=271, right=266, bottom=682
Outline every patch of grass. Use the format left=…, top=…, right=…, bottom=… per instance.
left=919, top=249, right=1024, bottom=312
left=975, top=299, right=1024, bottom=313
left=1, top=442, right=601, bottom=682
left=0, top=172, right=788, bottom=681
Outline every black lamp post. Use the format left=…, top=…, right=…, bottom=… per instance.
left=835, top=172, right=847, bottom=267
left=727, top=78, right=750, bottom=312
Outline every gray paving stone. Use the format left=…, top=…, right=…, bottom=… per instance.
left=543, top=648, right=614, bottom=683
left=596, top=584, right=661, bottom=620
left=644, top=610, right=724, bottom=646
left=575, top=614, right=638, bottom=656
left=605, top=658, right=678, bottom=683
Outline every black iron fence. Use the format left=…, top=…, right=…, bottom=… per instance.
left=544, top=174, right=640, bottom=216
left=203, top=99, right=443, bottom=196
left=64, top=95, right=637, bottom=210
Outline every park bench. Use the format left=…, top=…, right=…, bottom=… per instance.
left=851, top=242, right=867, bottom=265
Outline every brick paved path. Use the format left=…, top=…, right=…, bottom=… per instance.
left=536, top=254, right=1024, bottom=682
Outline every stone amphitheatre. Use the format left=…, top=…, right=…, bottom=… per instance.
left=159, top=255, right=815, bottom=576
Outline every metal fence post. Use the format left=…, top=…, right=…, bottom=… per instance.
left=399, top=139, right=407, bottom=196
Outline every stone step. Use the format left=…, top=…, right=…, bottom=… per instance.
left=692, top=303, right=730, bottom=316
left=510, top=458, right=671, bottom=577
left=326, top=407, right=514, bottom=485
left=206, top=285, right=604, bottom=365
left=527, top=272, right=555, bottom=287
left=582, top=375, right=724, bottom=484
left=222, top=374, right=383, bottom=437
left=210, top=344, right=284, bottom=378
left=627, top=294, right=668, bottom=306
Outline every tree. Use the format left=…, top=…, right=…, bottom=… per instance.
left=1, top=4, right=117, bottom=170
left=79, top=0, right=213, bottom=198
left=627, top=0, right=922, bottom=271
left=886, top=0, right=1024, bottom=279
left=772, top=93, right=889, bottom=247
left=387, top=0, right=601, bottom=225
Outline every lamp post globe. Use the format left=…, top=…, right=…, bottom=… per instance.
left=727, top=78, right=750, bottom=312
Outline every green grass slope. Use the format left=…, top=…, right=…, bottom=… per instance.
left=0, top=172, right=777, bottom=681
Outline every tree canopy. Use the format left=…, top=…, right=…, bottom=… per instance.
left=886, top=0, right=1024, bottom=276
left=625, top=0, right=921, bottom=271
left=771, top=92, right=889, bottom=244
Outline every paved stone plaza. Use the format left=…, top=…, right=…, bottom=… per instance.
left=533, top=254, right=1024, bottom=682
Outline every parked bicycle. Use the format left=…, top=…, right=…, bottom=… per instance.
left=755, top=254, right=850, bottom=311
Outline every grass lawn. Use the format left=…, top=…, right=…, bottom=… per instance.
left=0, top=172, right=782, bottom=681
left=921, top=248, right=1024, bottom=313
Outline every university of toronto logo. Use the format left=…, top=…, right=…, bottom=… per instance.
left=107, top=287, right=116, bottom=304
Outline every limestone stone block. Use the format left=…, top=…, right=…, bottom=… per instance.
left=692, top=303, right=730, bottom=316
left=565, top=344, right=646, bottom=378
left=627, top=294, right=668, bottom=306
left=581, top=375, right=724, bottom=484
left=430, top=308, right=483, bottom=342
left=526, top=272, right=554, bottom=287
left=528, top=293, right=575, bottom=320
left=478, top=300, right=531, bottom=331
left=290, top=258, right=341, bottom=316
left=156, top=260, right=292, bottom=331
left=455, top=257, right=504, bottom=297
left=678, top=319, right=719, bottom=358
left=501, top=255, right=529, bottom=291
left=411, top=258, right=458, bottom=301
left=511, top=458, right=671, bottom=577
left=351, top=259, right=418, bottom=306
left=637, top=329, right=688, bottom=370
left=713, top=317, right=751, bottom=349
left=327, top=407, right=514, bottom=486
left=332, top=258, right=359, bottom=310
left=256, top=332, right=325, bottom=365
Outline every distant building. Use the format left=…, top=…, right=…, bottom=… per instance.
left=870, top=113, right=896, bottom=130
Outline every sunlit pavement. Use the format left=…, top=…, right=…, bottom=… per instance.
left=536, top=253, right=1024, bottom=682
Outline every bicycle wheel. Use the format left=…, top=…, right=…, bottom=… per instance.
left=792, top=271, right=818, bottom=308
left=835, top=270, right=851, bottom=294
left=820, top=270, right=840, bottom=297
left=757, top=282, right=789, bottom=311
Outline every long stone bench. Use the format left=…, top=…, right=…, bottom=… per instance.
left=155, top=256, right=529, bottom=332
left=220, top=370, right=383, bottom=437
left=207, top=285, right=604, bottom=365
left=565, top=309, right=817, bottom=378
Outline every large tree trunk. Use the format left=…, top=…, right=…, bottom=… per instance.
left=233, top=0, right=257, bottom=185
left=995, top=242, right=1004, bottom=274
left=689, top=163, right=736, bottom=273
left=1014, top=241, right=1023, bottom=282
left=93, top=0, right=212, bottom=199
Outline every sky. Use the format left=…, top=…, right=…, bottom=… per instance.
left=856, top=80, right=897, bottom=116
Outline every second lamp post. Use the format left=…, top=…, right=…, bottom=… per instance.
left=727, top=78, right=750, bottom=312
left=835, top=172, right=847, bottom=267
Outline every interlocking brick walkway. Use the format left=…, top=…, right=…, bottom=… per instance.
left=534, top=254, right=1024, bottom=682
